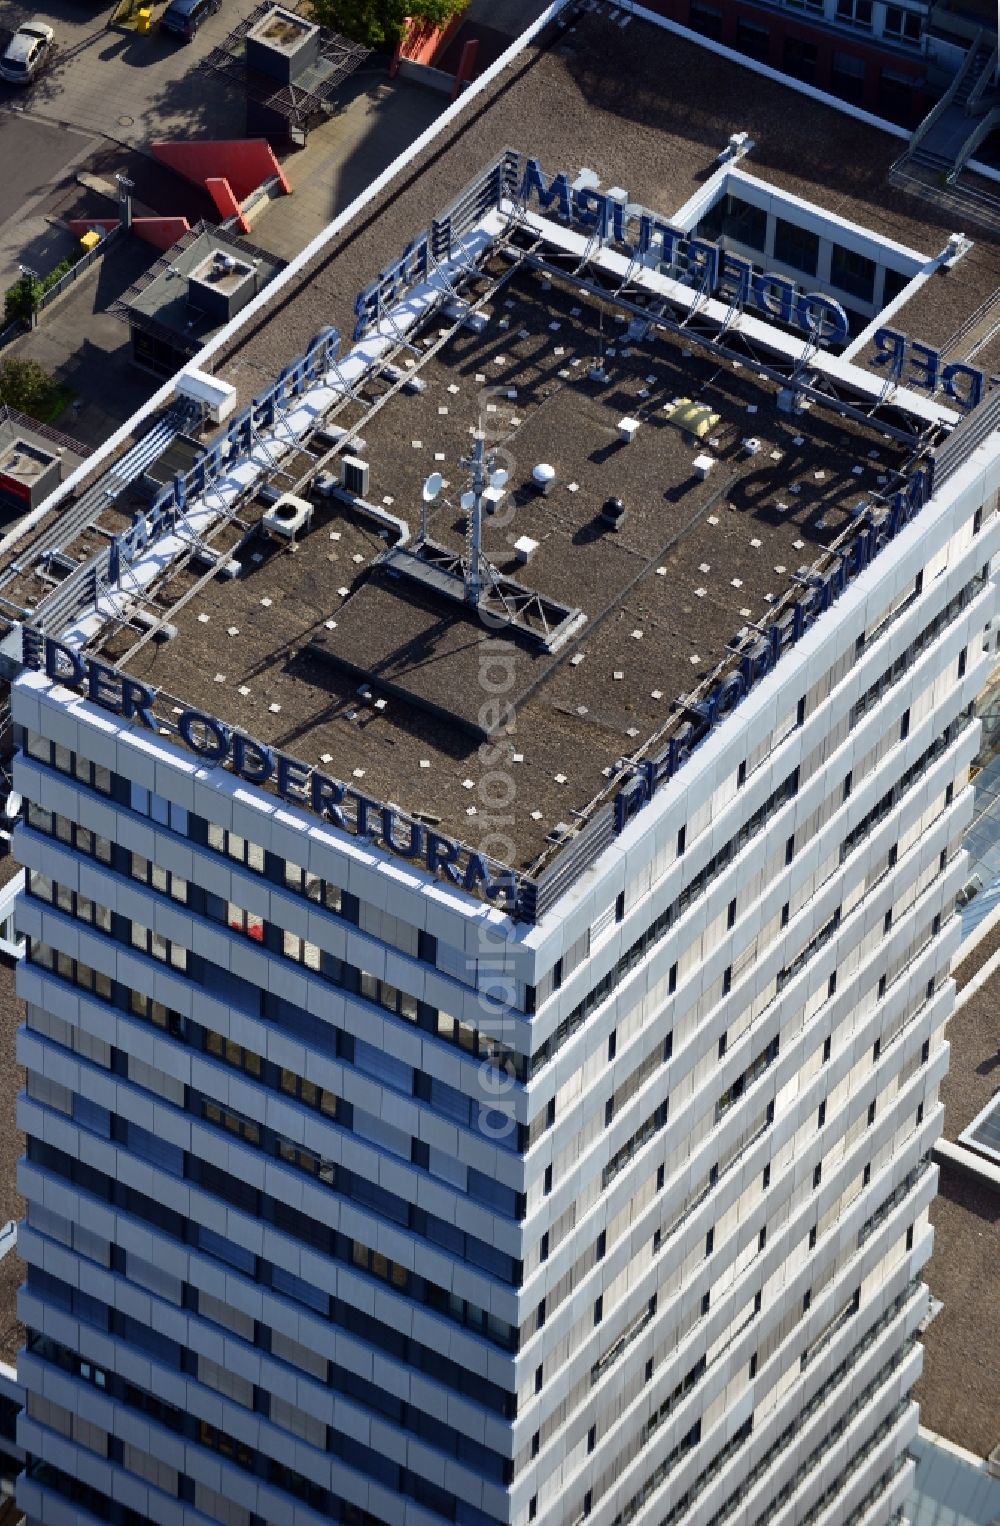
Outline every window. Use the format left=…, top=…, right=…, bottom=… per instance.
left=131, top=991, right=185, bottom=1037
left=280, top=1069, right=337, bottom=1116
left=206, top=822, right=265, bottom=872
left=831, top=50, right=866, bottom=104
left=207, top=897, right=264, bottom=942
left=773, top=217, right=819, bottom=276
left=836, top=0, right=873, bottom=25
left=26, top=801, right=112, bottom=863
left=202, top=1099, right=260, bottom=1147
left=283, top=929, right=323, bottom=971
left=688, top=1, right=722, bottom=38
left=131, top=854, right=187, bottom=903
left=284, top=860, right=347, bottom=914
left=205, top=1029, right=260, bottom=1076
left=131, top=783, right=187, bottom=834
left=29, top=872, right=112, bottom=932
left=883, top=3, right=920, bottom=39
left=29, top=941, right=112, bottom=1001
left=130, top=921, right=187, bottom=971
left=279, top=1139, right=336, bottom=1185
left=735, top=18, right=770, bottom=63
left=831, top=241, right=875, bottom=301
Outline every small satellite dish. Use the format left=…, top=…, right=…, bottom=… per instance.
left=490, top=469, right=509, bottom=490
left=422, top=472, right=444, bottom=503
left=460, top=491, right=476, bottom=512
left=4, top=792, right=21, bottom=820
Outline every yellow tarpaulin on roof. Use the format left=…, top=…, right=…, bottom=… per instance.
left=664, top=398, right=720, bottom=439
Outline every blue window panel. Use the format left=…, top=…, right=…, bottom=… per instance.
left=127, top=1121, right=184, bottom=1178
left=354, top=1038, right=413, bottom=1094
left=271, top=1264, right=328, bottom=1315
left=73, top=1095, right=111, bottom=1138
left=467, top=1169, right=517, bottom=1216
left=465, top=1241, right=514, bottom=1281
left=197, top=1226, right=255, bottom=1276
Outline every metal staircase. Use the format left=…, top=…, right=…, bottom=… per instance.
left=891, top=31, right=1000, bottom=224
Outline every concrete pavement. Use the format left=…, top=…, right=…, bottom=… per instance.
left=0, top=0, right=256, bottom=147
left=0, top=115, right=96, bottom=289
left=2, top=237, right=161, bottom=446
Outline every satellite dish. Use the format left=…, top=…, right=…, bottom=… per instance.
left=460, top=491, right=476, bottom=512
left=4, top=792, right=21, bottom=820
left=422, top=472, right=444, bottom=503
left=490, top=469, right=509, bottom=490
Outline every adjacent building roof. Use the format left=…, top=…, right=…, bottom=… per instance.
left=114, top=224, right=286, bottom=352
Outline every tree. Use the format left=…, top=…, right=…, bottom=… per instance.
left=309, top=0, right=469, bottom=50
left=0, top=358, right=72, bottom=424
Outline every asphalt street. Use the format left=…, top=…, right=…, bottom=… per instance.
left=0, top=113, right=94, bottom=225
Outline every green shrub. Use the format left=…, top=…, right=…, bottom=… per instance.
left=309, top=0, right=469, bottom=50
left=3, top=244, right=89, bottom=326
left=0, top=358, right=74, bottom=424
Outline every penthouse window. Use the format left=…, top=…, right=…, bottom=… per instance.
left=831, top=243, right=876, bottom=304
left=699, top=193, right=767, bottom=252
left=773, top=217, right=819, bottom=277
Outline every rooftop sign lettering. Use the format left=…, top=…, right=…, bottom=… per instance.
left=517, top=157, right=851, bottom=348
left=354, top=153, right=987, bottom=412
left=870, top=327, right=984, bottom=412
left=353, top=155, right=852, bottom=348
left=613, top=463, right=934, bottom=832
left=21, top=629, right=520, bottom=911
left=109, top=325, right=342, bottom=585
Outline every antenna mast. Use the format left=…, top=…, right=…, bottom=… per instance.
left=462, top=427, right=490, bottom=606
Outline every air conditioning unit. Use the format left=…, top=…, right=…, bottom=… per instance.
left=262, top=493, right=314, bottom=550
left=175, top=367, right=238, bottom=424
left=341, top=455, right=370, bottom=498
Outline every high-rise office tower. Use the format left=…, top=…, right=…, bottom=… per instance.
left=8, top=8, right=1000, bottom=1526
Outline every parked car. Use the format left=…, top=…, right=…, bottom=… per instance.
left=160, top=0, right=219, bottom=42
left=0, top=18, right=54, bottom=84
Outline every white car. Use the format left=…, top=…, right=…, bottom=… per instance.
left=0, top=18, right=54, bottom=84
